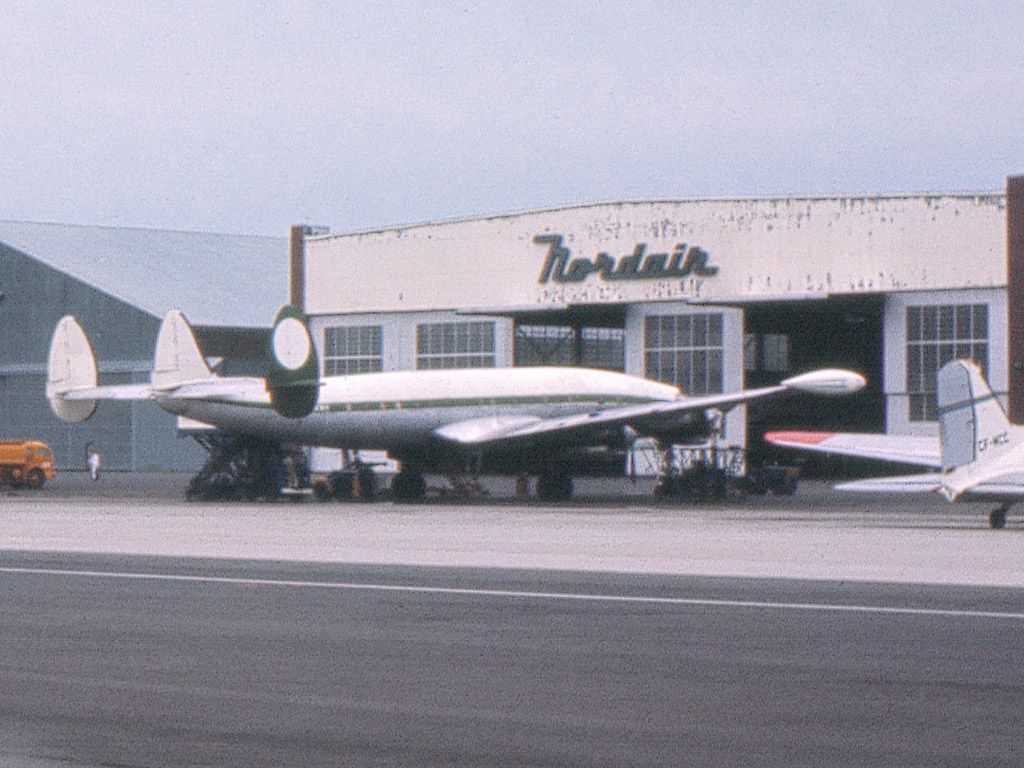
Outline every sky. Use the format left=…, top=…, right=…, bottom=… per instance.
left=2, top=1, right=1023, bottom=237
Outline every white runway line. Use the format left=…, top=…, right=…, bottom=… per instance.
left=3, top=565, right=1023, bottom=621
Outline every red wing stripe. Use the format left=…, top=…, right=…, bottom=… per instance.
left=764, top=430, right=836, bottom=446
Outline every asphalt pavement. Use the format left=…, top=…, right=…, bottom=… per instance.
left=2, top=474, right=1024, bottom=766
left=1, top=553, right=1023, bottom=768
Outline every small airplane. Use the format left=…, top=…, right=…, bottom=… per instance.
left=766, top=358, right=1024, bottom=529
left=47, top=305, right=865, bottom=501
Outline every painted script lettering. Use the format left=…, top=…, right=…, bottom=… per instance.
left=534, top=234, right=719, bottom=285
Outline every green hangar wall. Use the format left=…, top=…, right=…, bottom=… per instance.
left=0, top=222, right=288, bottom=472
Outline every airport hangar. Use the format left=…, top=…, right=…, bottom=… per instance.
left=2, top=175, right=1022, bottom=476
left=0, top=220, right=287, bottom=471
left=293, top=174, right=1024, bottom=471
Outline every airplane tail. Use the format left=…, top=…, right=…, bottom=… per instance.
left=151, top=310, right=214, bottom=390
left=46, top=315, right=99, bottom=423
left=937, top=359, right=1017, bottom=471
left=266, top=305, right=319, bottom=418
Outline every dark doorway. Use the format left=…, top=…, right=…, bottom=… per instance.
left=743, top=295, right=885, bottom=468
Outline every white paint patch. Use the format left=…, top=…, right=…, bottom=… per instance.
left=272, top=317, right=311, bottom=370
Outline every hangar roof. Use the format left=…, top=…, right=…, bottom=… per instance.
left=0, top=220, right=287, bottom=327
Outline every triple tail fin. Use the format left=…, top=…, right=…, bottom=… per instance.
left=266, top=305, right=319, bottom=418
left=151, top=310, right=214, bottom=390
left=937, top=359, right=1018, bottom=471
left=46, top=315, right=99, bottom=423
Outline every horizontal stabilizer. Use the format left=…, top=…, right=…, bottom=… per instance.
left=168, top=377, right=269, bottom=403
left=60, top=383, right=154, bottom=401
left=837, top=472, right=1024, bottom=502
left=835, top=474, right=944, bottom=493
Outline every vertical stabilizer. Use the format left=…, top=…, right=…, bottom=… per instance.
left=46, top=316, right=98, bottom=422
left=152, top=310, right=214, bottom=390
left=267, top=305, right=319, bottom=418
left=937, top=360, right=1014, bottom=471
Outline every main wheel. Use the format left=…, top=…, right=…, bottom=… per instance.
left=990, top=508, right=1008, bottom=529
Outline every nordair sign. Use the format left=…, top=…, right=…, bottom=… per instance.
left=534, top=234, right=719, bottom=285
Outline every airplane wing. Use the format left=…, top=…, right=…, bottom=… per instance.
left=764, top=430, right=941, bottom=468
left=434, top=370, right=865, bottom=448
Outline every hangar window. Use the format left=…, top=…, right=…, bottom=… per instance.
left=515, top=326, right=624, bottom=371
left=323, top=325, right=382, bottom=375
left=644, top=313, right=723, bottom=395
left=906, top=304, right=988, bottom=421
left=417, top=321, right=495, bottom=369
left=515, top=326, right=575, bottom=366
left=581, top=328, right=625, bottom=371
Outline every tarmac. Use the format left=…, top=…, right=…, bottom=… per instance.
left=2, top=471, right=1020, bottom=587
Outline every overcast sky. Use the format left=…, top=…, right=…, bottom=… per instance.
left=2, top=1, right=1022, bottom=236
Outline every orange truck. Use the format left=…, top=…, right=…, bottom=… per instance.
left=0, top=440, right=56, bottom=489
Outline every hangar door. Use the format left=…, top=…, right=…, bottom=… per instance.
left=743, top=295, right=884, bottom=463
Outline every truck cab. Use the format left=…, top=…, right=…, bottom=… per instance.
left=0, top=440, right=56, bottom=488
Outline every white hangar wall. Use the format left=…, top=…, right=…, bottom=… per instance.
left=885, top=287, right=1008, bottom=436
left=305, top=194, right=1006, bottom=314
left=302, top=192, right=1008, bottom=445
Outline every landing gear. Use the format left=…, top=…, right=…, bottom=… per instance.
left=314, top=464, right=378, bottom=501
left=313, top=472, right=348, bottom=501
left=355, top=467, right=377, bottom=500
left=391, top=470, right=426, bottom=502
left=536, top=469, right=573, bottom=502
left=186, top=435, right=287, bottom=501
left=655, top=464, right=728, bottom=501
left=989, top=505, right=1010, bottom=530
left=653, top=440, right=744, bottom=502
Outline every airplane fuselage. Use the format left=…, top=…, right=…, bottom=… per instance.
left=157, top=366, right=684, bottom=467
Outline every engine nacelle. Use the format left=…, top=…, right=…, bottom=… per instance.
left=781, top=369, right=866, bottom=396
